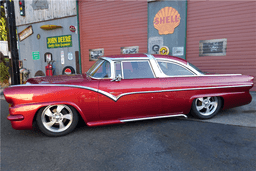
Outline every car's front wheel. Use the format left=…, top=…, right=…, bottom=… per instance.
left=191, top=96, right=222, bottom=119
left=36, top=104, right=78, bottom=136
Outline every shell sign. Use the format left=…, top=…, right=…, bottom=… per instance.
left=153, top=7, right=181, bottom=35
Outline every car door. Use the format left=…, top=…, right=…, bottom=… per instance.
left=98, top=60, right=163, bottom=121
left=157, top=60, right=197, bottom=114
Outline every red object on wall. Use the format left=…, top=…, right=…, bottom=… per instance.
left=78, top=1, right=148, bottom=72
left=45, top=63, right=53, bottom=76
left=186, top=1, right=256, bottom=91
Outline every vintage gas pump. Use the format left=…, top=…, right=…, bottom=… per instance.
left=44, top=52, right=54, bottom=76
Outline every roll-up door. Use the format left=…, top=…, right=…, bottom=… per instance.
left=78, top=1, right=148, bottom=72
left=186, top=1, right=256, bottom=91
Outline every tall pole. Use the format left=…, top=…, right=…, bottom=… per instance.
left=6, top=0, right=20, bottom=85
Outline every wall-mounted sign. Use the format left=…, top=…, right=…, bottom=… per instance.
left=61, top=51, right=64, bottom=64
left=89, top=48, right=104, bottom=61
left=40, top=25, right=62, bottom=30
left=69, top=25, right=76, bottom=32
left=32, top=51, right=40, bottom=60
left=47, top=35, right=72, bottom=49
left=148, top=37, right=163, bottom=54
left=199, top=39, right=227, bottom=56
left=68, top=52, right=73, bottom=60
left=121, top=46, right=139, bottom=54
left=18, top=25, right=33, bottom=41
left=44, top=52, right=52, bottom=62
left=159, top=46, right=169, bottom=55
left=153, top=7, right=180, bottom=35
left=172, top=47, right=184, bottom=56
left=37, top=34, right=41, bottom=39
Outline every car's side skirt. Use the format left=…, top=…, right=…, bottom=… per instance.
left=120, top=114, right=187, bottom=122
left=86, top=114, right=187, bottom=126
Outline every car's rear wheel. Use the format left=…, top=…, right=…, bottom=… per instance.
left=36, top=104, right=78, bottom=136
left=191, top=96, right=221, bottom=119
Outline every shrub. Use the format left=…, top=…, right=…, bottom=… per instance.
left=0, top=62, right=9, bottom=82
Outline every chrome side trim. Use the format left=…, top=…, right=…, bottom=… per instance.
left=120, top=114, right=187, bottom=122
left=11, top=83, right=253, bottom=102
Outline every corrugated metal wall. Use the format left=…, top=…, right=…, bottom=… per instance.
left=186, top=1, right=256, bottom=91
left=78, top=1, right=148, bottom=72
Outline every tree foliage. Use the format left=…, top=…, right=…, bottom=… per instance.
left=0, top=4, right=7, bottom=41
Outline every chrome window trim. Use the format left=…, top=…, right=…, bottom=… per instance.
left=13, top=83, right=253, bottom=102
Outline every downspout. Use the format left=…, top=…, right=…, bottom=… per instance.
left=76, top=0, right=82, bottom=74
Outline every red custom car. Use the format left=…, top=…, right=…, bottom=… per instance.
left=4, top=54, right=254, bottom=136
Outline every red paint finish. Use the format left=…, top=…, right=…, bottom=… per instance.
left=98, top=78, right=163, bottom=121
left=3, top=55, right=254, bottom=131
left=186, top=1, right=256, bottom=91
left=7, top=115, right=24, bottom=121
left=78, top=1, right=148, bottom=72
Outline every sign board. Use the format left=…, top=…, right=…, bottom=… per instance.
left=121, top=46, right=139, bottom=54
left=18, top=25, right=33, bottom=41
left=89, top=48, right=104, bottom=61
left=148, top=37, right=163, bottom=54
left=172, top=47, right=184, bottom=56
left=47, top=35, right=72, bottom=49
left=199, top=39, right=227, bottom=56
left=159, top=46, right=169, bottom=55
left=61, top=51, right=64, bottom=64
left=32, top=51, right=40, bottom=60
left=153, top=7, right=181, bottom=35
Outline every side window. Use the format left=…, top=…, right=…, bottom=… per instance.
left=91, top=60, right=111, bottom=78
left=122, top=61, right=154, bottom=79
left=158, top=61, right=194, bottom=76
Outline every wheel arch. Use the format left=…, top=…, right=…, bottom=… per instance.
left=188, top=93, right=226, bottom=109
left=32, top=101, right=88, bottom=125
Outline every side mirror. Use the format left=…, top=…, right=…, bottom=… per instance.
left=111, top=74, right=122, bottom=82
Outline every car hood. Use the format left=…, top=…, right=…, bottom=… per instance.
left=26, top=74, right=91, bottom=84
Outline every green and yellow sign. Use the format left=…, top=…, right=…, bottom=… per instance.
left=47, top=35, right=72, bottom=49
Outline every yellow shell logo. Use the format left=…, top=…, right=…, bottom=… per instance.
left=153, top=7, right=181, bottom=35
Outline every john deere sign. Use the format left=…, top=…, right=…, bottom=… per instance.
left=47, top=35, right=72, bottom=49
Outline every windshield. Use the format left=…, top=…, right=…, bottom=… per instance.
left=86, top=59, right=104, bottom=76
left=188, top=62, right=205, bottom=74
left=86, top=59, right=111, bottom=78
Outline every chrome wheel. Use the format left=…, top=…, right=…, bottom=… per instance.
left=195, top=97, right=218, bottom=116
left=41, top=105, right=74, bottom=133
left=191, top=96, right=221, bottom=119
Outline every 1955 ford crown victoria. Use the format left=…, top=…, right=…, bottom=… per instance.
left=3, top=54, right=254, bottom=136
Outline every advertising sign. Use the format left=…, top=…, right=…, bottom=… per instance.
left=153, top=7, right=181, bottom=35
left=47, top=35, right=72, bottom=49
left=32, top=51, right=40, bottom=60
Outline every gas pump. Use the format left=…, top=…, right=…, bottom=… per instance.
left=44, top=52, right=54, bottom=76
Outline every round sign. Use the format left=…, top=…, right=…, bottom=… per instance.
left=68, top=52, right=73, bottom=60
left=37, top=34, right=41, bottom=39
left=159, top=46, right=170, bottom=55
left=64, top=68, right=72, bottom=75
left=69, top=25, right=76, bottom=32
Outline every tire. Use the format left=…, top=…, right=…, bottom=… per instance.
left=62, top=66, right=75, bottom=75
left=191, top=96, right=222, bottom=119
left=36, top=104, right=79, bottom=136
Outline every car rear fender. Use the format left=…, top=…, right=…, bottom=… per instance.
left=188, top=91, right=251, bottom=111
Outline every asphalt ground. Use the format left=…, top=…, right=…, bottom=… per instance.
left=0, top=92, right=256, bottom=171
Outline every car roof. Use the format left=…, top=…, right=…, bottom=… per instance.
left=104, top=54, right=187, bottom=64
